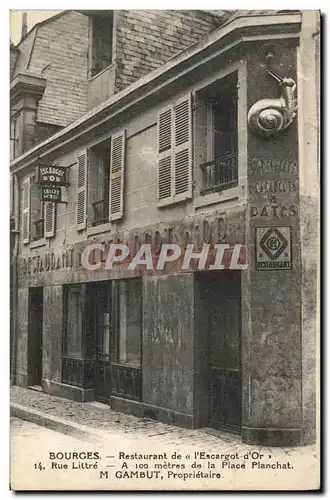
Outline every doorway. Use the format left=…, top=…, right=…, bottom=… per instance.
left=86, top=282, right=112, bottom=403
left=197, top=271, right=242, bottom=433
left=28, top=287, right=43, bottom=387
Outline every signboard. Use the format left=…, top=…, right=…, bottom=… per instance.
left=38, top=164, right=67, bottom=186
left=256, top=226, right=292, bottom=270
left=41, top=185, right=62, bottom=202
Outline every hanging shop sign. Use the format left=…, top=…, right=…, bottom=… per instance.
left=38, top=164, right=67, bottom=186
left=41, top=185, right=62, bottom=202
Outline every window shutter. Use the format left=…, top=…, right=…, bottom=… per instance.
left=174, top=94, right=192, bottom=199
left=109, top=130, right=125, bottom=221
left=157, top=106, right=173, bottom=203
left=22, top=177, right=30, bottom=244
left=157, top=94, right=192, bottom=206
left=76, top=150, right=88, bottom=230
left=44, top=202, right=56, bottom=238
left=30, top=182, right=41, bottom=240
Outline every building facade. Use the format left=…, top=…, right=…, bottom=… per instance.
left=10, top=10, right=320, bottom=447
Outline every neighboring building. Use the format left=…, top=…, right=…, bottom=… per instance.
left=10, top=10, right=320, bottom=447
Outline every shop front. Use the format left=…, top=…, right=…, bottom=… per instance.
left=15, top=210, right=245, bottom=433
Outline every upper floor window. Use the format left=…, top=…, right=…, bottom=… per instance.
left=76, top=130, right=126, bottom=231
left=21, top=175, right=56, bottom=244
left=197, top=72, right=238, bottom=195
left=89, top=140, right=110, bottom=226
left=10, top=116, right=18, bottom=161
left=157, top=94, right=193, bottom=207
left=30, top=176, right=44, bottom=241
left=89, top=12, right=114, bottom=77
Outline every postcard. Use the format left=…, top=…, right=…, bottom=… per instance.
left=9, top=8, right=320, bottom=491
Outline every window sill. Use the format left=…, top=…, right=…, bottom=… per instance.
left=194, top=186, right=239, bottom=209
left=87, top=222, right=112, bottom=237
left=30, top=238, right=46, bottom=249
left=157, top=192, right=192, bottom=209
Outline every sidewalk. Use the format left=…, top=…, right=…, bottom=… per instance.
left=11, top=385, right=318, bottom=453
left=10, top=386, right=319, bottom=491
left=10, top=386, right=241, bottom=447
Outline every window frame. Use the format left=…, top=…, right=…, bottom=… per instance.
left=88, top=12, right=115, bottom=78
left=62, top=284, right=86, bottom=360
left=113, top=279, right=142, bottom=369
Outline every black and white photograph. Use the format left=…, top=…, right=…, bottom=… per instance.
left=8, top=7, right=320, bottom=491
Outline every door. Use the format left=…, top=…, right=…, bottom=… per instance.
left=88, top=282, right=112, bottom=403
left=198, top=271, right=242, bottom=433
left=28, top=287, right=43, bottom=386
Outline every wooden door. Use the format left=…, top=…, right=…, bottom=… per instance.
left=209, top=272, right=241, bottom=432
left=28, top=287, right=43, bottom=386
left=197, top=271, right=242, bottom=433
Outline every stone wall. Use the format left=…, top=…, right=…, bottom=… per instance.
left=242, top=39, right=303, bottom=446
left=142, top=273, right=195, bottom=425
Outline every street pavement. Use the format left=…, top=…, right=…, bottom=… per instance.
left=10, top=387, right=320, bottom=491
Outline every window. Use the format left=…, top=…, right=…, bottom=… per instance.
left=197, top=73, right=238, bottom=195
left=89, top=13, right=113, bottom=77
left=117, top=279, right=142, bottom=367
left=63, top=285, right=85, bottom=359
left=157, top=94, right=192, bottom=207
left=76, top=130, right=125, bottom=230
left=89, top=140, right=110, bottom=225
left=94, top=284, right=111, bottom=360
left=21, top=175, right=56, bottom=244
left=30, top=176, right=44, bottom=241
left=10, top=117, right=18, bottom=161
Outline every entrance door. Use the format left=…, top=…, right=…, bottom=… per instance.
left=28, top=287, right=43, bottom=386
left=198, top=271, right=242, bottom=433
left=87, top=282, right=112, bottom=403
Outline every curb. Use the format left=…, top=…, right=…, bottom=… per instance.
left=10, top=402, right=104, bottom=443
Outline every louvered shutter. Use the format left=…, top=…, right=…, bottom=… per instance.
left=44, top=202, right=56, bottom=238
left=22, top=177, right=30, bottom=244
left=174, top=94, right=192, bottom=199
left=76, top=151, right=88, bottom=230
left=109, top=130, right=125, bottom=221
left=30, top=182, right=41, bottom=240
left=157, top=106, right=173, bottom=204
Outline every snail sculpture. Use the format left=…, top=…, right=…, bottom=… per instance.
left=247, top=69, right=297, bottom=138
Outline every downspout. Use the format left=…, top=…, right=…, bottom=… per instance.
left=10, top=173, right=20, bottom=385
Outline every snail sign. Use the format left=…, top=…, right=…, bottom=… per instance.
left=247, top=69, right=297, bottom=138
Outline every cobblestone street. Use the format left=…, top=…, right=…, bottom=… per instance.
left=11, top=387, right=319, bottom=491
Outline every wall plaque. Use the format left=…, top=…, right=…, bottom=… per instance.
left=255, top=226, right=292, bottom=270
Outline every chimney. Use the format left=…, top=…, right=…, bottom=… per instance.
left=21, top=12, right=27, bottom=40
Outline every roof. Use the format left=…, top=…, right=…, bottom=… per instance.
left=10, top=11, right=302, bottom=174
left=12, top=10, right=67, bottom=48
